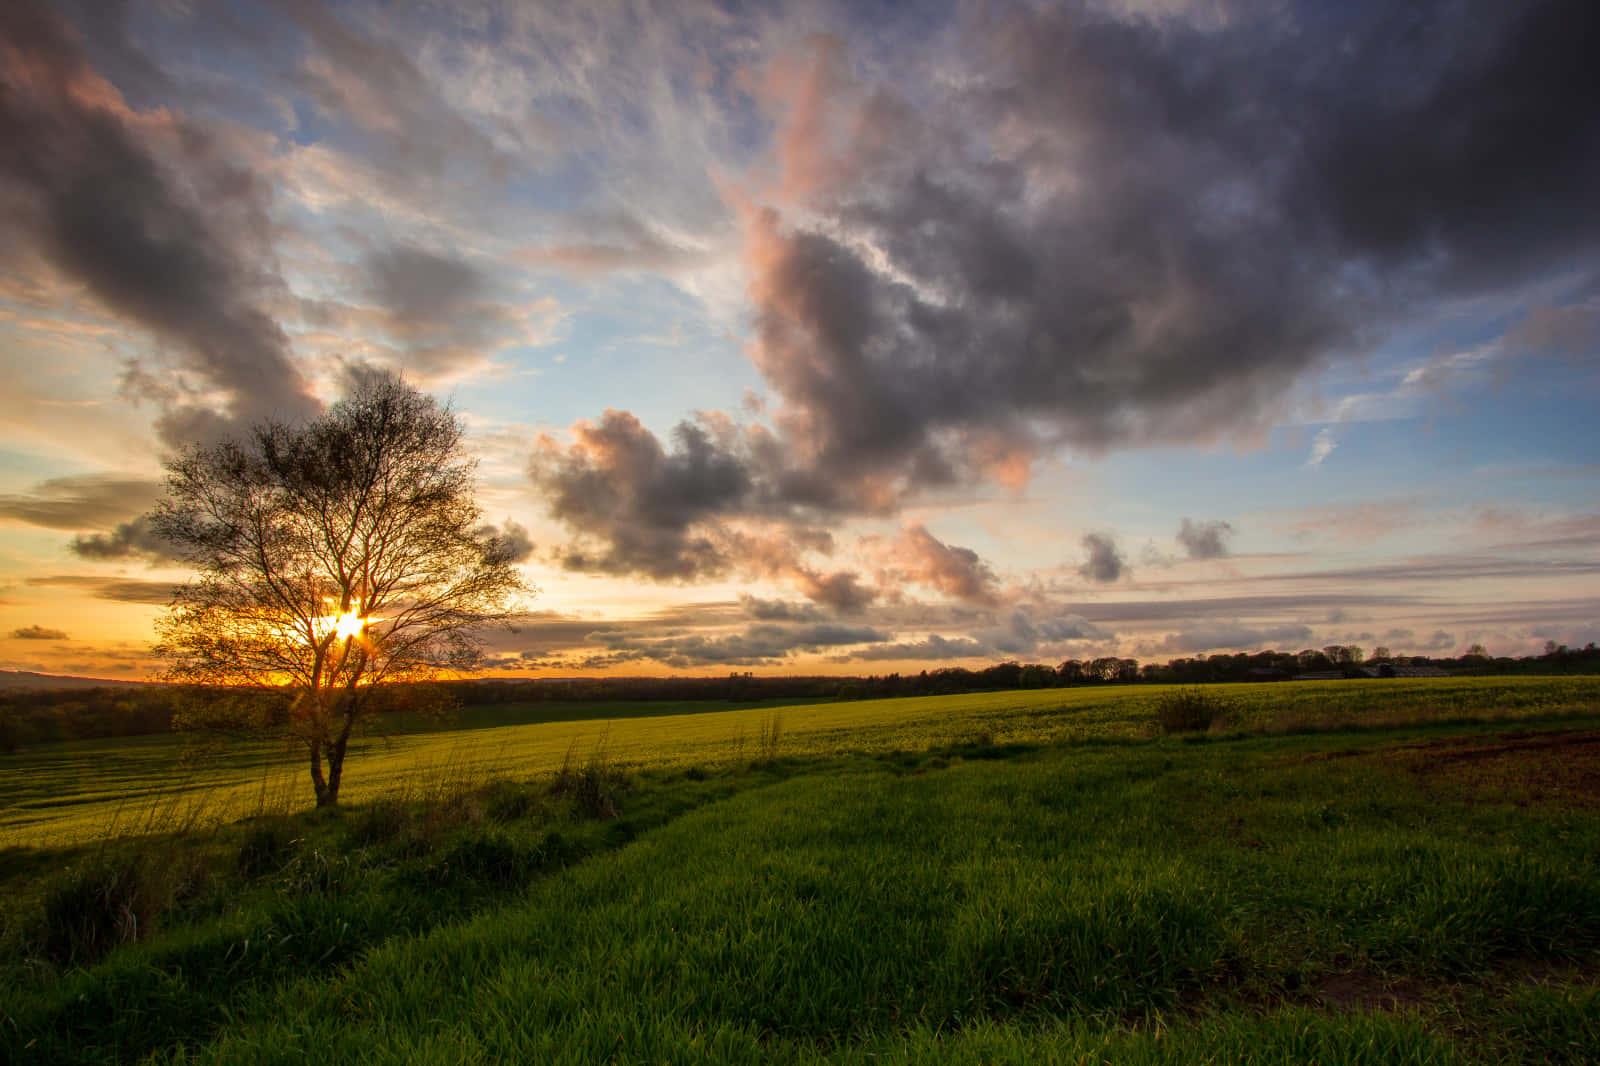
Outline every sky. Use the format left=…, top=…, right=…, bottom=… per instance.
left=0, top=0, right=1596, bottom=681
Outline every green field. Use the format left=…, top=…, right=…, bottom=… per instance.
left=3, top=676, right=1595, bottom=849
left=2, top=676, right=1599, bottom=1064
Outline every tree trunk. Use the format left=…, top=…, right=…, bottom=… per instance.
left=324, top=733, right=348, bottom=807
left=309, top=739, right=335, bottom=807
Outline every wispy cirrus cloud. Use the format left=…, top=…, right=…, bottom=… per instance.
left=25, top=575, right=176, bottom=605
left=0, top=475, right=162, bottom=531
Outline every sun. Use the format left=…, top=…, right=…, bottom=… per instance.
left=320, top=598, right=377, bottom=641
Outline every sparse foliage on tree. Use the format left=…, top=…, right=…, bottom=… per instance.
left=151, top=376, right=531, bottom=806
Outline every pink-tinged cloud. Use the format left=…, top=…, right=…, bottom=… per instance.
left=879, top=525, right=1001, bottom=606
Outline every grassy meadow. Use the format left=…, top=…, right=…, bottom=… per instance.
left=1, top=675, right=1598, bottom=1064
left=3, top=675, right=1595, bottom=849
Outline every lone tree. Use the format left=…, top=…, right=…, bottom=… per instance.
left=152, top=376, right=530, bottom=807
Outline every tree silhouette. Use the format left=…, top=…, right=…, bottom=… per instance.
left=151, top=376, right=530, bottom=807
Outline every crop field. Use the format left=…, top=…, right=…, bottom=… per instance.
left=3, top=675, right=1596, bottom=849
left=0, top=675, right=1597, bottom=1064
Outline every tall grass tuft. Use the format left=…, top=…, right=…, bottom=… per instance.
left=235, top=822, right=294, bottom=880
left=757, top=711, right=784, bottom=762
left=1155, top=688, right=1228, bottom=734
left=550, top=735, right=625, bottom=820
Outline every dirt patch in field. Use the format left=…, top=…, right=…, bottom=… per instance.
left=1312, top=972, right=1431, bottom=1012
left=1304, top=729, right=1600, bottom=809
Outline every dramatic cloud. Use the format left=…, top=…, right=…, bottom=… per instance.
left=531, top=410, right=757, bottom=580
left=527, top=1, right=1598, bottom=594
left=10, top=625, right=69, bottom=640
left=1176, top=518, right=1235, bottom=560
left=737, top=0, right=1599, bottom=500
left=0, top=475, right=161, bottom=530
left=0, top=3, right=319, bottom=444
left=1078, top=533, right=1126, bottom=584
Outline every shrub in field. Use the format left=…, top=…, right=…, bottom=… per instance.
left=236, top=823, right=294, bottom=880
left=41, top=860, right=164, bottom=964
left=432, top=832, right=531, bottom=887
left=1155, top=688, right=1228, bottom=734
left=478, top=779, right=544, bottom=822
left=350, top=799, right=416, bottom=850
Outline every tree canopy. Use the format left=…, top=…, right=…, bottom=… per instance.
left=151, top=376, right=530, bottom=806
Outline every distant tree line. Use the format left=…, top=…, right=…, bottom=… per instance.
left=3, top=642, right=1596, bottom=751
left=830, top=641, right=1600, bottom=699
left=0, top=686, right=185, bottom=752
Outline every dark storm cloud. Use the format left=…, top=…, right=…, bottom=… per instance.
left=69, top=517, right=182, bottom=563
left=0, top=3, right=319, bottom=444
left=531, top=410, right=759, bottom=580
left=738, top=0, right=1600, bottom=499
left=1077, top=533, right=1126, bottom=584
left=10, top=625, right=69, bottom=640
left=0, top=475, right=161, bottom=530
left=1176, top=518, right=1235, bottom=560
left=26, top=575, right=176, bottom=604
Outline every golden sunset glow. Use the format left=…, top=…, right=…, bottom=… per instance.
left=317, top=600, right=375, bottom=642
left=0, top=0, right=1595, bottom=686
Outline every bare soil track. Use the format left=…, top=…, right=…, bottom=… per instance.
left=1308, top=728, right=1600, bottom=809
